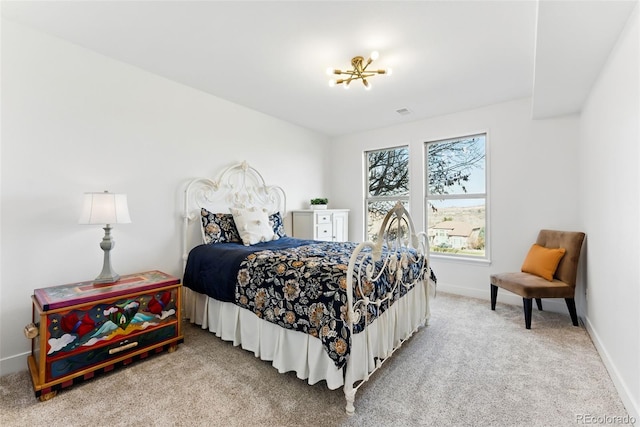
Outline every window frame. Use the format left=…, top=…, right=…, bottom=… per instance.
left=424, top=133, right=490, bottom=262
left=364, top=145, right=410, bottom=241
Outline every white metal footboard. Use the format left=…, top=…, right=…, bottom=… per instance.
left=343, top=202, right=431, bottom=415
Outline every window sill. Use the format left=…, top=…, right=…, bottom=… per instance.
left=429, top=253, right=492, bottom=266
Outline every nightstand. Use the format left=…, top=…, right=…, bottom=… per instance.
left=25, top=270, right=183, bottom=401
left=291, top=209, right=349, bottom=242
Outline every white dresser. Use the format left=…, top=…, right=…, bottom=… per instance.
left=291, top=209, right=349, bottom=242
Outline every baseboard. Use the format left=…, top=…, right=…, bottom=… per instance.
left=584, top=316, right=639, bottom=422
left=0, top=351, right=28, bottom=376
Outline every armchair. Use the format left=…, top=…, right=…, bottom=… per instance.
left=490, top=230, right=585, bottom=329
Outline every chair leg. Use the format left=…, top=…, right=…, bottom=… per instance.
left=535, top=298, right=543, bottom=311
left=565, top=298, right=579, bottom=326
left=523, top=298, right=532, bottom=329
left=490, top=284, right=498, bottom=310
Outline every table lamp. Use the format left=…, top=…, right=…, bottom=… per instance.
left=79, top=191, right=131, bottom=283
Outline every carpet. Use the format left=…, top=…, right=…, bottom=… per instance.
left=0, top=293, right=632, bottom=426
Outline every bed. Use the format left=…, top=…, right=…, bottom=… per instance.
left=181, top=161, right=435, bottom=414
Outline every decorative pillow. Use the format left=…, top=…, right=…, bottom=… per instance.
left=269, top=212, right=286, bottom=238
left=200, top=208, right=241, bottom=244
left=521, top=244, right=566, bottom=281
left=231, top=207, right=276, bottom=246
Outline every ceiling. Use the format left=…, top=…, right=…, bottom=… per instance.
left=1, top=1, right=637, bottom=137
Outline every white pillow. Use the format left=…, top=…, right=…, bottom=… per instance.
left=230, top=207, right=276, bottom=246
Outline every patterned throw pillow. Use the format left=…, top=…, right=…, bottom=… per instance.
left=200, top=208, right=241, bottom=244
left=269, top=212, right=286, bottom=238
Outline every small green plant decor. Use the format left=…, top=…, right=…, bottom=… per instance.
left=310, top=198, right=328, bottom=209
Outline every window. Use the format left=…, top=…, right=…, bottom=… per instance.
left=425, top=134, right=487, bottom=258
left=365, top=146, right=409, bottom=241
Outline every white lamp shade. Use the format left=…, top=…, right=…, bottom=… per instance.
left=79, top=192, right=131, bottom=225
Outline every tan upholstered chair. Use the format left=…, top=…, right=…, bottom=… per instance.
left=490, top=230, right=585, bottom=329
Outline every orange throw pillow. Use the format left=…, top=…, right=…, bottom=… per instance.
left=521, top=244, right=566, bottom=281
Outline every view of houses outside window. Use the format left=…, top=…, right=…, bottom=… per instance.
left=425, top=134, right=487, bottom=258
left=365, top=146, right=409, bottom=241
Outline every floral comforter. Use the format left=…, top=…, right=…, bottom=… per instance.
left=233, top=240, right=427, bottom=368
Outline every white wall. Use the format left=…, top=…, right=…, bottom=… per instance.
left=330, top=98, right=581, bottom=311
left=0, top=20, right=329, bottom=374
left=578, top=4, right=639, bottom=420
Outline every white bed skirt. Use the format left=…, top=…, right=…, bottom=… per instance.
left=183, top=282, right=430, bottom=390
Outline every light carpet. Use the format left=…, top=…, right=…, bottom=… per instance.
left=0, top=293, right=632, bottom=426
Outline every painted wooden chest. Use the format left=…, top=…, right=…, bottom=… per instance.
left=26, top=270, right=183, bottom=400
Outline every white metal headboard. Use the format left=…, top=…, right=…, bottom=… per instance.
left=182, top=161, right=286, bottom=271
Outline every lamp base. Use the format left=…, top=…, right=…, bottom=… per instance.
left=94, top=225, right=121, bottom=284
left=94, top=273, right=121, bottom=284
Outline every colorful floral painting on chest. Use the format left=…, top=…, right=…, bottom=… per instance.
left=46, top=290, right=177, bottom=356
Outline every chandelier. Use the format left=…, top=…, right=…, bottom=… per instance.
left=327, top=51, right=391, bottom=90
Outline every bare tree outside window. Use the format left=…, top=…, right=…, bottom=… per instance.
left=365, top=147, right=409, bottom=241
left=427, top=137, right=485, bottom=196
left=426, top=135, right=487, bottom=258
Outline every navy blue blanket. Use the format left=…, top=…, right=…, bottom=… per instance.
left=184, top=237, right=316, bottom=302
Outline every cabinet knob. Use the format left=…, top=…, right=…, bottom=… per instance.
left=24, top=323, right=39, bottom=339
